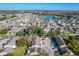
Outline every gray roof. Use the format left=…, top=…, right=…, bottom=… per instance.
left=43, top=38, right=53, bottom=56
left=0, top=47, right=13, bottom=56
left=0, top=37, right=17, bottom=55
left=0, top=39, right=8, bottom=48
left=43, top=38, right=52, bottom=46
left=29, top=36, right=41, bottom=54
left=30, top=47, right=35, bottom=53
left=3, top=47, right=13, bottom=54
left=30, top=37, right=54, bottom=55
left=31, top=36, right=41, bottom=46
left=7, top=39, right=16, bottom=46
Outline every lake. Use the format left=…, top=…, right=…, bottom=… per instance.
left=45, top=16, right=63, bottom=21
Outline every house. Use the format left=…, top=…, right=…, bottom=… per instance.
left=0, top=39, right=8, bottom=49
left=0, top=47, right=13, bottom=56
left=42, top=37, right=54, bottom=56
left=29, top=36, right=54, bottom=56
left=55, top=36, right=68, bottom=54
left=0, top=37, right=17, bottom=56
left=29, top=36, right=41, bottom=55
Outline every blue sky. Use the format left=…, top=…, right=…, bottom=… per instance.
left=0, top=3, right=79, bottom=11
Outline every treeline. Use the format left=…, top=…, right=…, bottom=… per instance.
left=0, top=10, right=23, bottom=14
left=0, top=10, right=79, bottom=16
left=62, top=35, right=79, bottom=55
left=0, top=14, right=16, bottom=21
left=25, top=10, right=79, bottom=16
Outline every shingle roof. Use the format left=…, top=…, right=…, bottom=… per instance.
left=31, top=36, right=41, bottom=46
left=30, top=47, right=35, bottom=53
left=55, top=37, right=64, bottom=46
left=60, top=47, right=67, bottom=52
left=55, top=37, right=67, bottom=52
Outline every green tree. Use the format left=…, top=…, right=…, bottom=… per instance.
left=16, top=36, right=28, bottom=47
left=16, top=31, right=25, bottom=36
left=66, top=36, right=79, bottom=55
left=27, top=26, right=45, bottom=37
left=34, top=27, right=45, bottom=37
left=68, top=39, right=79, bottom=55
left=48, top=30, right=57, bottom=37
left=27, top=26, right=34, bottom=36
left=55, top=30, right=61, bottom=35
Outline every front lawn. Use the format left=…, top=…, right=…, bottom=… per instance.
left=11, top=46, right=27, bottom=56
left=0, top=34, right=9, bottom=39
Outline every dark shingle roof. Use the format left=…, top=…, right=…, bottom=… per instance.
left=55, top=38, right=67, bottom=52
left=55, top=38, right=64, bottom=46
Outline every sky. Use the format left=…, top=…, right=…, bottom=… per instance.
left=0, top=3, right=79, bottom=11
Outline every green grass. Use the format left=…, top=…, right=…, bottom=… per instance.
left=0, top=28, right=9, bottom=34
left=16, top=31, right=25, bottom=36
left=54, top=52, right=60, bottom=56
left=11, top=46, right=27, bottom=56
left=0, top=34, right=9, bottom=39
left=60, top=32, right=76, bottom=39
